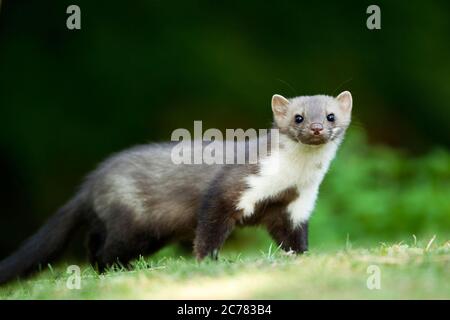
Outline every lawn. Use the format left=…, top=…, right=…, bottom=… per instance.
left=0, top=236, right=448, bottom=300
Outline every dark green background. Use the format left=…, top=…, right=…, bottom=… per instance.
left=0, top=1, right=449, bottom=257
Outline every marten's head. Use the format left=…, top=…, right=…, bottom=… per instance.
left=272, top=92, right=352, bottom=146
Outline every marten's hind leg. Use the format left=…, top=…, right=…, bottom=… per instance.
left=86, top=206, right=168, bottom=272
left=86, top=214, right=108, bottom=271
left=90, top=232, right=168, bottom=272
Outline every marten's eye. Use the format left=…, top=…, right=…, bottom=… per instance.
left=326, top=113, right=335, bottom=122
left=295, top=114, right=304, bottom=124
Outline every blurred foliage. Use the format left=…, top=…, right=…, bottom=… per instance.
left=0, top=1, right=449, bottom=256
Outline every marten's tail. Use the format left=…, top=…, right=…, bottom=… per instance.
left=0, top=195, right=87, bottom=285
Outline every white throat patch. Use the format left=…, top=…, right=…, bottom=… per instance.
left=236, top=134, right=339, bottom=227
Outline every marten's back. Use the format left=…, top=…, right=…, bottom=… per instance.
left=83, top=143, right=223, bottom=236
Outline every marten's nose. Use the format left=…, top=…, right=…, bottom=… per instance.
left=310, top=123, right=324, bottom=135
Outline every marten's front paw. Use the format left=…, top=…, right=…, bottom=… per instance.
left=282, top=249, right=296, bottom=256
left=195, top=248, right=220, bottom=261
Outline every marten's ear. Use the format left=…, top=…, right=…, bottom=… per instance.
left=336, top=91, right=352, bottom=112
left=272, top=94, right=290, bottom=117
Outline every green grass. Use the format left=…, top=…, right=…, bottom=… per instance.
left=1, top=236, right=448, bottom=299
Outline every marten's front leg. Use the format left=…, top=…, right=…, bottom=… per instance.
left=266, top=214, right=308, bottom=254
left=193, top=196, right=237, bottom=260
left=193, top=213, right=236, bottom=260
